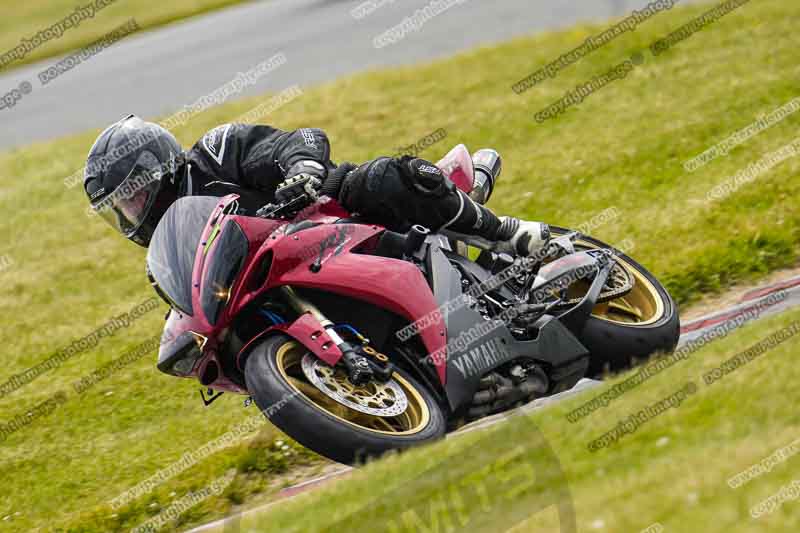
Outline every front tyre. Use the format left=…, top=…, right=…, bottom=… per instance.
left=244, top=334, right=446, bottom=465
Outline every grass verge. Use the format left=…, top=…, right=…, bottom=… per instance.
left=205, top=305, right=800, bottom=533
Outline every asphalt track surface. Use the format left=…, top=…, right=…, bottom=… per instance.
left=0, top=0, right=669, bottom=150
left=188, top=274, right=800, bottom=532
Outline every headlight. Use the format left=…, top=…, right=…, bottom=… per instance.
left=157, top=331, right=207, bottom=376
left=201, top=220, right=249, bottom=325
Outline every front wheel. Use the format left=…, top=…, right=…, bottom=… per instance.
left=244, top=334, right=446, bottom=465
left=551, top=227, right=681, bottom=377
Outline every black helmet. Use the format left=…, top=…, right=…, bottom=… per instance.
left=84, top=114, right=184, bottom=247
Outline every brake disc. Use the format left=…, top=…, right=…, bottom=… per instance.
left=563, top=261, right=636, bottom=305
left=300, top=354, right=408, bottom=417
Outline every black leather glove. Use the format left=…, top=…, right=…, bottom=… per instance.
left=275, top=160, right=327, bottom=204
left=320, top=162, right=358, bottom=199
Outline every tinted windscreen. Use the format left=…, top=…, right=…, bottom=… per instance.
left=146, top=196, right=220, bottom=315
left=201, top=220, right=249, bottom=325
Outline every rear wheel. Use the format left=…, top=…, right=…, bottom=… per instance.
left=550, top=227, right=680, bottom=377
left=244, top=334, right=446, bottom=465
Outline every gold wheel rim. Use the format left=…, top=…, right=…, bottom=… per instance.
left=553, top=234, right=665, bottom=327
left=276, top=341, right=431, bottom=436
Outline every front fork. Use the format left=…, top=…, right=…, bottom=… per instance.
left=280, top=287, right=392, bottom=384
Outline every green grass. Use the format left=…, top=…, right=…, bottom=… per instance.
left=0, top=0, right=798, bottom=530
left=0, top=0, right=251, bottom=72
left=216, top=305, right=800, bottom=533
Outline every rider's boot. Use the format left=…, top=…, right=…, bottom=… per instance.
left=491, top=217, right=551, bottom=257
left=442, top=148, right=551, bottom=257
left=443, top=207, right=551, bottom=257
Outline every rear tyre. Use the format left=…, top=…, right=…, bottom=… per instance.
left=551, top=227, right=680, bottom=377
left=244, top=334, right=446, bottom=465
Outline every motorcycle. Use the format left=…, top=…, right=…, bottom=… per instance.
left=147, top=145, right=680, bottom=465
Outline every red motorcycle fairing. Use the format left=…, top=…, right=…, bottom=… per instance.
left=159, top=299, right=249, bottom=394
left=232, top=313, right=344, bottom=372
left=159, top=195, right=449, bottom=393
left=239, top=216, right=449, bottom=385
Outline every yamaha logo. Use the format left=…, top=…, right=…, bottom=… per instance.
left=453, top=337, right=512, bottom=379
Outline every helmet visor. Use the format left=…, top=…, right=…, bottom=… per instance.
left=92, top=151, right=165, bottom=237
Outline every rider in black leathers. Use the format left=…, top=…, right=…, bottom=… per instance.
left=84, top=115, right=550, bottom=255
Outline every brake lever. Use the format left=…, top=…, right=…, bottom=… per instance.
left=255, top=203, right=279, bottom=219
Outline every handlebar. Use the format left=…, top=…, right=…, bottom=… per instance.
left=255, top=194, right=314, bottom=219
